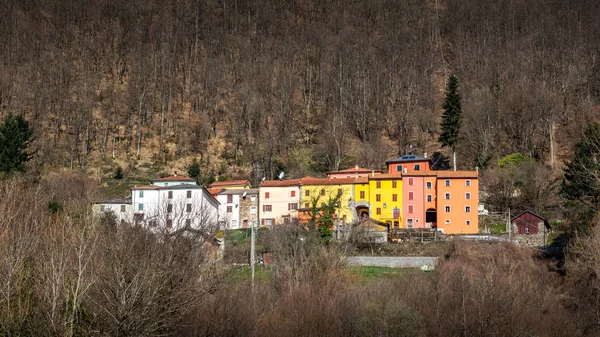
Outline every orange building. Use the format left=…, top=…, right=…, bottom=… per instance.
left=386, top=155, right=431, bottom=174
left=434, top=171, right=479, bottom=234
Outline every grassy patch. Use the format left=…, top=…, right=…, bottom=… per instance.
left=231, top=266, right=273, bottom=282
left=346, top=266, right=415, bottom=282
left=487, top=223, right=506, bottom=234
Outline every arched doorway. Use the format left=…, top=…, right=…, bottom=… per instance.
left=426, top=208, right=437, bottom=228
left=355, top=206, right=369, bottom=220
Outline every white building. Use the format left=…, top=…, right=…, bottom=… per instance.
left=93, top=201, right=133, bottom=224
left=130, top=176, right=220, bottom=233
left=216, top=188, right=259, bottom=229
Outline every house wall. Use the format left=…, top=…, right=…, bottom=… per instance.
left=258, top=185, right=301, bottom=225
left=387, top=160, right=431, bottom=174
left=402, top=176, right=424, bottom=228
left=368, top=179, right=402, bottom=228
left=301, top=184, right=354, bottom=223
left=94, top=203, right=133, bottom=224
left=217, top=194, right=240, bottom=229
left=435, top=178, right=478, bottom=234
left=238, top=193, right=258, bottom=228
left=131, top=188, right=219, bottom=231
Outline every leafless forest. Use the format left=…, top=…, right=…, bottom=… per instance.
left=2, top=0, right=600, bottom=182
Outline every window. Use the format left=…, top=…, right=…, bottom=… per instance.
left=288, top=203, right=298, bottom=210
left=320, top=189, right=325, bottom=196
left=396, top=165, right=402, bottom=172
left=121, top=205, right=126, bottom=212
left=166, top=219, right=173, bottom=228
left=227, top=206, right=233, bottom=213
left=427, top=195, right=432, bottom=202
left=168, top=191, right=173, bottom=199
left=138, top=203, right=144, bottom=211
left=251, top=195, right=256, bottom=202
left=408, top=205, right=414, bottom=213
left=466, top=220, right=471, bottom=225
left=264, top=219, right=273, bottom=226
left=291, top=190, right=296, bottom=197
left=392, top=180, right=397, bottom=188
left=250, top=206, right=257, bottom=214
left=408, top=178, right=414, bottom=186
left=376, top=181, right=381, bottom=188
left=265, top=192, right=270, bottom=199
left=445, top=180, right=450, bottom=187
left=392, top=194, right=398, bottom=202
left=426, top=181, right=432, bottom=189
left=186, top=204, right=192, bottom=212
left=414, top=164, right=421, bottom=171
left=465, top=206, right=471, bottom=213
left=466, top=180, right=471, bottom=187
left=445, top=219, right=450, bottom=224
left=149, top=220, right=157, bottom=227
left=525, top=227, right=529, bottom=234
left=139, top=191, right=144, bottom=198
left=360, top=191, right=365, bottom=199
left=187, top=190, right=192, bottom=198
left=304, top=203, right=309, bottom=208
left=337, top=188, right=343, bottom=196
left=185, top=219, right=191, bottom=226
left=376, top=194, right=381, bottom=202
left=227, top=195, right=233, bottom=203
left=167, top=204, right=173, bottom=213
left=445, top=206, right=450, bottom=212
left=376, top=208, right=381, bottom=215
left=466, top=193, right=471, bottom=200
left=100, top=205, right=105, bottom=212
left=231, top=220, right=238, bottom=228
left=263, top=205, right=272, bottom=212
left=445, top=193, right=450, bottom=200
left=407, top=219, right=414, bottom=228
left=408, top=192, right=414, bottom=200
left=305, top=190, right=310, bottom=196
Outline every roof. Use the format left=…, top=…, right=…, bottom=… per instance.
left=207, top=188, right=224, bottom=196
left=152, top=175, right=196, bottom=182
left=368, top=174, right=403, bottom=180
left=218, top=188, right=258, bottom=195
left=327, top=166, right=383, bottom=175
left=511, top=210, right=550, bottom=229
left=434, top=171, right=479, bottom=179
left=260, top=178, right=302, bottom=187
left=132, top=185, right=205, bottom=190
left=209, top=180, right=251, bottom=188
left=386, top=155, right=430, bottom=164
left=301, top=176, right=369, bottom=185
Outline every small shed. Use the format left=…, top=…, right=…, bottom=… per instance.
left=511, top=211, right=550, bottom=234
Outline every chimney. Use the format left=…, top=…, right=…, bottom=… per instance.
left=355, top=165, right=359, bottom=170
left=371, top=170, right=375, bottom=177
left=424, top=152, right=428, bottom=158
left=174, top=171, right=178, bottom=177
left=476, top=166, right=479, bottom=173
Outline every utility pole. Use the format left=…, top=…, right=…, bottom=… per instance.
left=250, top=219, right=255, bottom=288
left=508, top=208, right=512, bottom=241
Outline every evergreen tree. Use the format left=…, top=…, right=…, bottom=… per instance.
left=0, top=113, right=34, bottom=174
left=438, top=74, right=462, bottom=171
left=561, top=122, right=600, bottom=211
left=187, top=158, right=201, bottom=181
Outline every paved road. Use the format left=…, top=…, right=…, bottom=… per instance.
left=348, top=256, right=438, bottom=268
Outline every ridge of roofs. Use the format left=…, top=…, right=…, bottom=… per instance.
left=368, top=173, right=403, bottom=180
left=385, top=155, right=429, bottom=164
left=218, top=188, right=258, bottom=195
left=327, top=166, right=383, bottom=174
left=260, top=178, right=302, bottom=187
left=209, top=180, right=251, bottom=187
left=153, top=175, right=196, bottom=182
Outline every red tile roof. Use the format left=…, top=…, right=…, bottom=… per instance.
left=207, top=188, right=224, bottom=196
left=209, top=180, right=251, bottom=188
left=260, top=179, right=302, bottom=187
left=153, top=175, right=196, bottom=182
left=434, top=171, right=479, bottom=178
left=328, top=166, right=383, bottom=174
left=132, top=185, right=159, bottom=190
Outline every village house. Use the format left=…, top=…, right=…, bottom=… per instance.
left=216, top=188, right=258, bottom=229
left=258, top=179, right=302, bottom=226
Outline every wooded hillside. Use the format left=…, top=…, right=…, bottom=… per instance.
left=2, top=0, right=600, bottom=184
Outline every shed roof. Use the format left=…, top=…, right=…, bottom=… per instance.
left=511, top=210, right=551, bottom=230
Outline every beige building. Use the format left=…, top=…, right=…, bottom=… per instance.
left=258, top=179, right=302, bottom=226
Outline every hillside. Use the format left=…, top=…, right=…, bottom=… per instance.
left=2, top=0, right=600, bottom=190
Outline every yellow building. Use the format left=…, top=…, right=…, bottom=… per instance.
left=368, top=174, right=403, bottom=228
left=299, top=177, right=356, bottom=224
